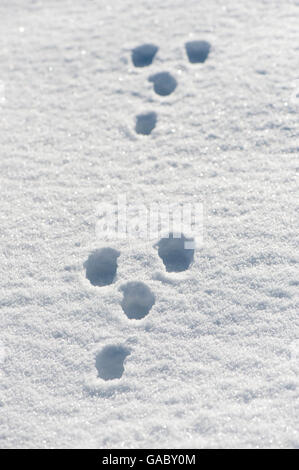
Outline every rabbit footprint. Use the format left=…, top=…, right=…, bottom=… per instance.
left=135, top=111, right=157, bottom=135
left=132, top=43, right=158, bottom=67
left=86, top=233, right=195, bottom=383
left=95, top=344, right=130, bottom=381
left=185, top=40, right=211, bottom=63
left=148, top=72, right=177, bottom=96
left=84, top=248, right=120, bottom=287
left=131, top=39, right=211, bottom=135
left=120, top=281, right=155, bottom=320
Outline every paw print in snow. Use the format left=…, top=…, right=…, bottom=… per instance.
left=84, top=233, right=195, bottom=381
left=130, top=39, right=211, bottom=135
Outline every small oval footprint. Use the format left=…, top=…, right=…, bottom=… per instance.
left=156, top=233, right=195, bottom=272
left=120, top=281, right=155, bottom=319
left=95, top=345, right=130, bottom=381
left=132, top=43, right=158, bottom=67
left=84, top=248, right=120, bottom=287
left=148, top=72, right=177, bottom=96
left=185, top=40, right=211, bottom=63
left=135, top=111, right=157, bottom=135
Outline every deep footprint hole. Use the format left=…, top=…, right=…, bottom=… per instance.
left=185, top=40, right=211, bottom=63
left=132, top=43, right=158, bottom=67
left=148, top=72, right=177, bottom=96
left=84, top=248, right=120, bottom=286
left=135, top=111, right=157, bottom=135
left=156, top=233, right=195, bottom=272
left=120, top=281, right=155, bottom=319
left=96, top=345, right=130, bottom=381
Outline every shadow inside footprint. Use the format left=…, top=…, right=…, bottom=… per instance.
left=135, top=111, right=157, bottom=135
left=185, top=40, right=211, bottom=63
left=84, top=248, right=120, bottom=286
left=156, top=233, right=195, bottom=272
left=132, top=44, right=158, bottom=67
left=120, top=281, right=155, bottom=319
left=96, top=345, right=130, bottom=381
left=148, top=72, right=177, bottom=96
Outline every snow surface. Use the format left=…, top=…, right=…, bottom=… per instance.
left=0, top=0, right=299, bottom=449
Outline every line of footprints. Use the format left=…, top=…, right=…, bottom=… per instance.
left=84, top=233, right=195, bottom=381
left=85, top=40, right=210, bottom=381
left=134, top=40, right=211, bottom=135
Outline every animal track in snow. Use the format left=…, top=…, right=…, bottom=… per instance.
left=185, top=40, right=211, bottom=63
left=92, top=39, right=212, bottom=382
left=131, top=40, right=212, bottom=134
left=120, top=281, right=155, bottom=319
left=84, top=248, right=120, bottom=286
left=132, top=44, right=158, bottom=67
left=135, top=111, right=157, bottom=135
left=95, top=345, right=130, bottom=381
left=155, top=233, right=195, bottom=272
left=148, top=72, right=177, bottom=96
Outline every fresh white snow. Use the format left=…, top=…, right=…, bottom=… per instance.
left=0, top=0, right=298, bottom=449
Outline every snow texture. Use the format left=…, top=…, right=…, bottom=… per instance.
left=0, top=0, right=298, bottom=449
